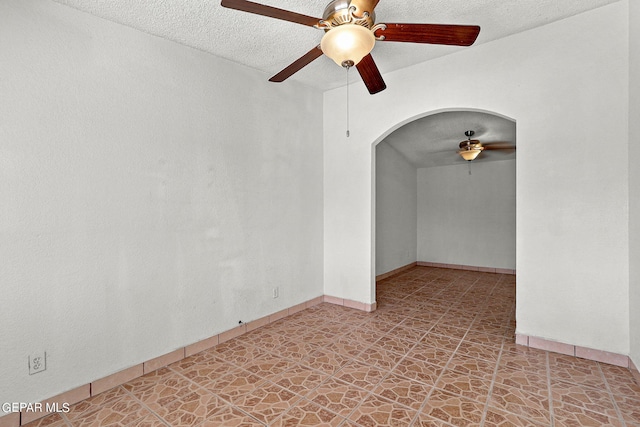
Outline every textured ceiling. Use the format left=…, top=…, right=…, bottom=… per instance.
left=383, top=111, right=516, bottom=168
left=51, top=0, right=620, bottom=91
left=49, top=0, right=615, bottom=168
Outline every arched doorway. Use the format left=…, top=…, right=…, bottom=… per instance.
left=373, top=109, right=516, bottom=302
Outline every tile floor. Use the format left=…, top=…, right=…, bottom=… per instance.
left=25, top=267, right=640, bottom=426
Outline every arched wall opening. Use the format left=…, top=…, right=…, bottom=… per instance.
left=372, top=108, right=516, bottom=299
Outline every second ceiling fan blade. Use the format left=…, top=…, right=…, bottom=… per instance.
left=269, top=46, right=324, bottom=82
left=376, top=23, right=480, bottom=46
left=483, top=142, right=516, bottom=151
left=220, top=0, right=320, bottom=27
left=356, top=54, right=386, bottom=94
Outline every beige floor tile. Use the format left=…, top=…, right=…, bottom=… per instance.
left=271, top=400, right=346, bottom=426
left=372, top=338, right=414, bottom=362
left=613, top=393, right=640, bottom=425
left=493, top=366, right=549, bottom=397
left=151, top=388, right=223, bottom=426
left=420, top=389, right=484, bottom=426
left=405, top=343, right=453, bottom=368
left=551, top=379, right=618, bottom=418
left=231, top=382, right=302, bottom=425
left=307, top=378, right=370, bottom=417
left=374, top=335, right=417, bottom=356
left=202, top=370, right=267, bottom=402
left=347, top=394, right=417, bottom=426
left=553, top=404, right=624, bottom=427
left=445, top=354, right=497, bottom=381
left=68, top=395, right=150, bottom=427
left=271, top=363, right=330, bottom=397
left=489, top=384, right=550, bottom=425
left=372, top=373, right=432, bottom=410
left=392, top=357, right=444, bottom=385
left=65, top=387, right=129, bottom=422
left=435, top=370, right=492, bottom=404
left=200, top=405, right=264, bottom=426
left=333, top=360, right=388, bottom=390
left=301, top=348, right=354, bottom=376
left=483, top=406, right=547, bottom=426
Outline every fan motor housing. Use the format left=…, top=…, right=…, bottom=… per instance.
left=322, top=0, right=375, bottom=28
left=459, top=140, right=482, bottom=149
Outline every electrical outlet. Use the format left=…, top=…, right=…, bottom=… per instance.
left=273, top=287, right=279, bottom=298
left=29, top=352, right=46, bottom=375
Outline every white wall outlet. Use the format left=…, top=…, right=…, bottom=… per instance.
left=273, top=287, right=279, bottom=298
left=29, top=352, right=47, bottom=375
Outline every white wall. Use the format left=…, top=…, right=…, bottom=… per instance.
left=417, top=160, right=515, bottom=269
left=629, top=0, right=640, bottom=369
left=375, top=142, right=417, bottom=276
left=324, top=2, right=629, bottom=353
left=0, top=0, right=323, bottom=408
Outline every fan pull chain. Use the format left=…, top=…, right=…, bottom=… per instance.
left=468, top=163, right=472, bottom=175
left=345, top=65, right=350, bottom=138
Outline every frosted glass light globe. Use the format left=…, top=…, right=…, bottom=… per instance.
left=321, top=24, right=375, bottom=67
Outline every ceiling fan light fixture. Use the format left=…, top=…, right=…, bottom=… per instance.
left=320, top=24, right=375, bottom=67
left=458, top=147, right=483, bottom=161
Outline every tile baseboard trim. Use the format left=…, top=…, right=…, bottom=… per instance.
left=630, top=358, right=640, bottom=384
left=323, top=295, right=377, bottom=312
left=376, top=262, right=418, bottom=281
left=10, top=295, right=326, bottom=427
left=91, top=364, right=143, bottom=396
left=143, top=348, right=185, bottom=374
left=417, top=261, right=516, bottom=275
left=515, top=333, right=631, bottom=368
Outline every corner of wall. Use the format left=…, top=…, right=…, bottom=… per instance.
left=629, top=0, right=640, bottom=382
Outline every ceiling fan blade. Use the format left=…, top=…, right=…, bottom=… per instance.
left=482, top=142, right=516, bottom=151
left=355, top=53, right=386, bottom=94
left=349, top=0, right=380, bottom=18
left=220, top=0, right=320, bottom=27
left=375, top=23, right=480, bottom=46
left=269, top=46, right=323, bottom=82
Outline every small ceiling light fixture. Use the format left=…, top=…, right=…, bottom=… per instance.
left=458, top=130, right=484, bottom=161
left=458, top=146, right=483, bottom=161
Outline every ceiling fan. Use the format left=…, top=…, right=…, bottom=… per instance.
left=220, top=0, right=481, bottom=94
left=457, top=130, right=515, bottom=161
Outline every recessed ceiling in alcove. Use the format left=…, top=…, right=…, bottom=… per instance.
left=382, top=110, right=516, bottom=168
